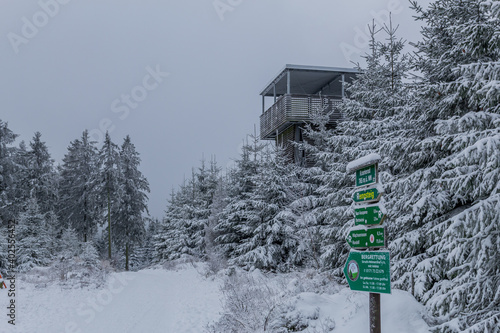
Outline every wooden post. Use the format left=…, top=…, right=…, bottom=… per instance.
left=411, top=272, right=415, bottom=297
left=125, top=244, right=129, bottom=271
left=369, top=293, right=381, bottom=333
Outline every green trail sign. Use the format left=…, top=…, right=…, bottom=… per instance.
left=355, top=164, right=377, bottom=187
left=354, top=205, right=386, bottom=225
left=346, top=227, right=385, bottom=249
left=352, top=186, right=383, bottom=204
left=344, top=250, right=391, bottom=294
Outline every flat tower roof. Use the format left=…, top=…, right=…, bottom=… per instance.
left=260, top=64, right=359, bottom=97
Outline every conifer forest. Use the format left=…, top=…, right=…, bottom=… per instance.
left=0, top=1, right=499, bottom=332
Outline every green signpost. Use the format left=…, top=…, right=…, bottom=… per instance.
left=346, top=154, right=388, bottom=333
left=354, top=205, right=386, bottom=225
left=355, top=164, right=377, bottom=187
left=343, top=251, right=391, bottom=294
left=353, top=186, right=383, bottom=203
left=346, top=227, right=385, bottom=249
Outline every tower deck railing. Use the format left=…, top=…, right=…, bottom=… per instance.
left=260, top=94, right=343, bottom=140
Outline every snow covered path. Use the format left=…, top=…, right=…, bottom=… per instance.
left=0, top=265, right=222, bottom=333
left=82, top=268, right=221, bottom=333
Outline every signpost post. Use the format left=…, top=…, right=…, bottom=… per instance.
left=345, top=153, right=389, bottom=333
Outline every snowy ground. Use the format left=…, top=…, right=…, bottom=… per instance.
left=0, top=264, right=222, bottom=333
left=0, top=264, right=430, bottom=333
left=281, top=289, right=430, bottom=333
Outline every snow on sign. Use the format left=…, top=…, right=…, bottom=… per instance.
left=346, top=153, right=381, bottom=174
left=343, top=250, right=391, bottom=294
left=346, top=153, right=382, bottom=187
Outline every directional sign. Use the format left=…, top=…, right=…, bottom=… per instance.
left=354, top=205, right=386, bottom=226
left=346, top=226, right=385, bottom=249
left=355, top=164, right=377, bottom=187
left=344, top=250, right=391, bottom=294
left=353, top=186, right=383, bottom=204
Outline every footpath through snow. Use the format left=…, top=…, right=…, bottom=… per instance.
left=0, top=265, right=222, bottom=333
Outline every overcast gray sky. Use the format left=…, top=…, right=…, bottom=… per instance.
left=1, top=0, right=431, bottom=218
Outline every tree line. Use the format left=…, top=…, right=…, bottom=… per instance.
left=0, top=129, right=152, bottom=274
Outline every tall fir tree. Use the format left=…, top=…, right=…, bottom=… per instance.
left=27, top=132, right=58, bottom=214
left=204, top=174, right=229, bottom=268
left=154, top=184, right=195, bottom=261
left=58, top=130, right=101, bottom=242
left=213, top=133, right=266, bottom=260
left=10, top=141, right=31, bottom=215
left=232, top=145, right=300, bottom=271
left=96, top=132, right=121, bottom=259
left=291, top=19, right=413, bottom=274
left=16, top=198, right=52, bottom=272
left=0, top=120, right=19, bottom=222
left=138, top=217, right=160, bottom=268
left=401, top=1, right=500, bottom=331
left=188, top=157, right=221, bottom=258
left=113, top=135, right=149, bottom=270
left=154, top=157, right=220, bottom=262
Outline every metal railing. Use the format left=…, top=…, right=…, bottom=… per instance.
left=260, top=94, right=343, bottom=140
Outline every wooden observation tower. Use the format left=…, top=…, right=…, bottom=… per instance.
left=259, top=64, right=358, bottom=164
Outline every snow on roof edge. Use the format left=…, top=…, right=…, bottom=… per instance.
left=346, top=153, right=382, bottom=173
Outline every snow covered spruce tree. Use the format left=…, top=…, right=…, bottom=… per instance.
left=154, top=186, right=192, bottom=261
left=58, top=226, right=80, bottom=259
left=113, top=135, right=150, bottom=271
left=0, top=120, right=19, bottom=222
left=26, top=132, right=58, bottom=215
left=52, top=226, right=80, bottom=281
left=96, top=132, right=122, bottom=259
left=292, top=19, right=412, bottom=274
left=136, top=217, right=160, bottom=269
left=331, top=17, right=429, bottom=293
left=232, top=145, right=300, bottom=271
left=16, top=198, right=52, bottom=272
left=186, top=158, right=221, bottom=259
left=9, top=141, right=31, bottom=215
left=288, top=101, right=347, bottom=270
left=154, top=158, right=221, bottom=262
left=399, top=1, right=500, bottom=331
left=213, top=133, right=266, bottom=262
left=204, top=178, right=229, bottom=271
left=58, top=130, right=102, bottom=243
